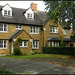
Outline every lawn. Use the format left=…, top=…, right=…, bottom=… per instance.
left=0, top=54, right=75, bottom=61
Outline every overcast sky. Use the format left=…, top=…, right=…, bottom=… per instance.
left=0, top=1, right=46, bottom=11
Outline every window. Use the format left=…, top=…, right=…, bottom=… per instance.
left=19, top=41, right=28, bottom=47
left=15, top=25, right=22, bottom=29
left=27, top=13, right=32, bottom=19
left=32, top=41, right=39, bottom=49
left=0, top=40, right=7, bottom=49
left=0, top=24, right=7, bottom=32
left=30, top=26, right=39, bottom=34
left=49, top=41, right=59, bottom=47
left=63, top=29, right=66, bottom=34
left=4, top=10, right=11, bottom=16
left=50, top=26, right=58, bottom=33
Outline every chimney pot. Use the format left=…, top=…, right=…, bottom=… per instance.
left=31, top=2, right=37, bottom=12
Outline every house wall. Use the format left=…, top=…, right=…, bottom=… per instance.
left=0, top=40, right=10, bottom=55
left=43, top=20, right=71, bottom=46
left=0, top=23, right=43, bottom=54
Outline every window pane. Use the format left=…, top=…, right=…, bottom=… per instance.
left=4, top=10, right=7, bottom=15
left=36, top=27, right=38, bottom=33
left=19, top=42, right=22, bottom=46
left=0, top=40, right=3, bottom=48
left=19, top=25, right=21, bottom=28
left=24, top=41, right=27, bottom=46
left=4, top=24, right=7, bottom=31
left=4, top=41, right=6, bottom=48
left=8, top=11, right=10, bottom=15
left=0, top=24, right=3, bottom=31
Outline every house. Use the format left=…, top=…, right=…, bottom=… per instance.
left=0, top=3, right=73, bottom=55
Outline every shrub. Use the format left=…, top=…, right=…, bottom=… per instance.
left=30, top=51, right=35, bottom=55
left=23, top=51, right=29, bottom=56
left=14, top=48, right=22, bottom=56
left=42, top=47, right=75, bottom=56
left=0, top=70, right=11, bottom=75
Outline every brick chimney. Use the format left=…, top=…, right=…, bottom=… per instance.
left=31, top=2, right=37, bottom=12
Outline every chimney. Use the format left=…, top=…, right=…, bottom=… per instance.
left=31, top=2, right=37, bottom=12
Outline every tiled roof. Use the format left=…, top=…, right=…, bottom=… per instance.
left=47, top=36, right=61, bottom=41
left=0, top=5, right=47, bottom=26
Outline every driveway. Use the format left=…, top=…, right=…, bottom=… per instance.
left=0, top=57, right=75, bottom=74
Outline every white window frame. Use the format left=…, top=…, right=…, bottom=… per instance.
left=49, top=41, right=59, bottom=47
left=19, top=41, right=28, bottom=47
left=15, top=25, right=22, bottom=30
left=30, top=26, right=39, bottom=34
left=27, top=13, right=32, bottom=19
left=4, top=10, right=11, bottom=16
left=0, top=40, right=7, bottom=49
left=50, top=26, right=58, bottom=33
left=32, top=41, right=39, bottom=49
left=0, top=24, right=8, bottom=32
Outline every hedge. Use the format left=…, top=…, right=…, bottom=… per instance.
left=42, top=47, right=75, bottom=56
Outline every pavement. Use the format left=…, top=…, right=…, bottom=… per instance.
left=0, top=57, right=75, bottom=74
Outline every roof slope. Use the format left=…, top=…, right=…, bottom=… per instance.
left=8, top=29, right=33, bottom=40
left=0, top=5, right=47, bottom=26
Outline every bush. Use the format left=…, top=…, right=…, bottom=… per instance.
left=0, top=70, right=11, bottom=75
left=23, top=51, right=30, bottom=56
left=42, top=47, right=75, bottom=56
left=30, top=51, right=35, bottom=55
left=14, top=48, right=22, bottom=56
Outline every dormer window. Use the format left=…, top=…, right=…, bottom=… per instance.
left=2, top=4, right=12, bottom=18
left=4, top=10, right=10, bottom=16
left=27, top=13, right=32, bottom=19
left=24, top=8, right=34, bottom=20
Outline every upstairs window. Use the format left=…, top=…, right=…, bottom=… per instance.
left=30, top=26, right=39, bottom=34
left=0, top=24, right=7, bottom=32
left=50, top=26, right=58, bottom=33
left=27, top=13, right=32, bottom=19
left=4, top=10, right=11, bottom=16
left=15, top=25, right=22, bottom=30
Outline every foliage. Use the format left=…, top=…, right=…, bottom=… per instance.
left=70, top=34, right=75, bottom=42
left=23, top=51, right=29, bottom=56
left=42, top=47, right=75, bottom=56
left=14, top=38, right=22, bottom=49
left=14, top=48, right=22, bottom=56
left=44, top=0, right=75, bottom=30
left=30, top=51, right=35, bottom=55
left=0, top=70, right=11, bottom=75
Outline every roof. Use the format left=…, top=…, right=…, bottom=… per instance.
left=8, top=29, right=33, bottom=40
left=47, top=36, right=61, bottom=41
left=63, top=37, right=72, bottom=42
left=0, top=5, right=47, bottom=26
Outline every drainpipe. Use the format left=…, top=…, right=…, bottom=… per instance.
left=9, top=40, right=11, bottom=55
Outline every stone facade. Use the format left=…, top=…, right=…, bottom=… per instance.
left=43, top=20, right=71, bottom=47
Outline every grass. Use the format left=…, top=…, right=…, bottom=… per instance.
left=0, top=54, right=75, bottom=61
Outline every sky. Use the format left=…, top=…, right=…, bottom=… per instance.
left=0, top=1, right=46, bottom=11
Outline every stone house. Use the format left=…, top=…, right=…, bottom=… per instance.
left=0, top=3, right=73, bottom=55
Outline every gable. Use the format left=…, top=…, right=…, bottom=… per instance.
left=24, top=8, right=34, bottom=19
left=2, top=4, right=12, bottom=10
left=14, top=30, right=33, bottom=40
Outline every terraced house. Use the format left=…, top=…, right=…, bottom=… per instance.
left=0, top=3, right=73, bottom=55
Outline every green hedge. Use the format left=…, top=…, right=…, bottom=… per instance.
left=42, top=47, right=75, bottom=55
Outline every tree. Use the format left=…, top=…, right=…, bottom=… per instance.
left=44, top=0, right=75, bottom=30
